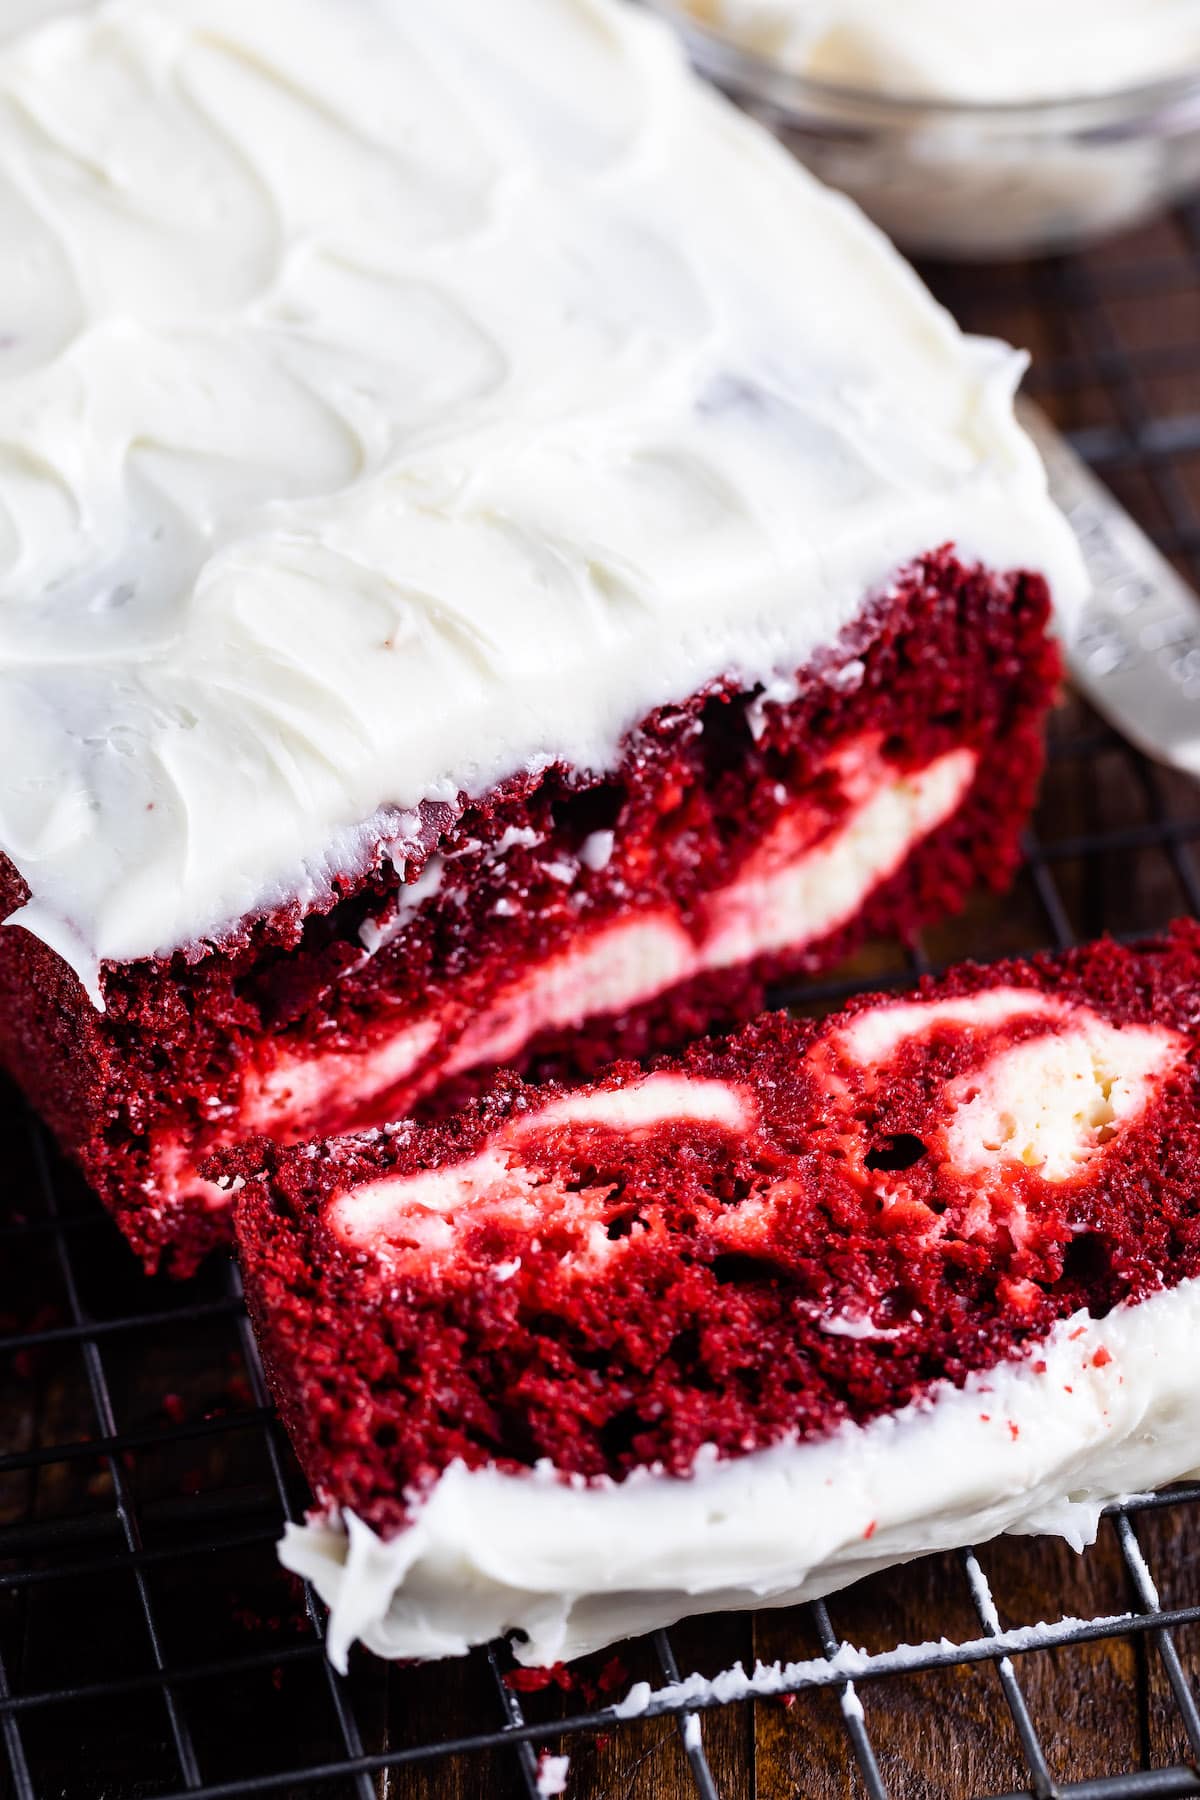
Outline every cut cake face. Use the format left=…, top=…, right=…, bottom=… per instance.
left=236, top=922, right=1200, bottom=1667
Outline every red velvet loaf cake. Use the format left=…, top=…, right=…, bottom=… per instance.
left=236, top=923, right=1200, bottom=1666
left=0, top=0, right=1083, bottom=1272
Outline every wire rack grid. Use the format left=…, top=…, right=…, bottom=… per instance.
left=2, top=210, right=1200, bottom=1800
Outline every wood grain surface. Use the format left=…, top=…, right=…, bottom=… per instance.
left=377, top=1502, right=1200, bottom=1799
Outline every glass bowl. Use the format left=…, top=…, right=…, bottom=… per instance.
left=647, top=1, right=1200, bottom=258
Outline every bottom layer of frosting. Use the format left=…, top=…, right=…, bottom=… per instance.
left=281, top=1277, right=1200, bottom=1669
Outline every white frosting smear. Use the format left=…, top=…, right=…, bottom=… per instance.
left=837, top=987, right=1066, bottom=1066
left=683, top=0, right=1200, bottom=103
left=943, top=1019, right=1179, bottom=1184
left=0, top=0, right=1085, bottom=993
left=283, top=1278, right=1200, bottom=1668
left=328, top=1072, right=755, bottom=1270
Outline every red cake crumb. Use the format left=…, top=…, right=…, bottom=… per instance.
left=234, top=922, right=1200, bottom=1536
left=505, top=1666, right=569, bottom=1694
left=0, top=550, right=1059, bottom=1274
left=505, top=1655, right=629, bottom=1700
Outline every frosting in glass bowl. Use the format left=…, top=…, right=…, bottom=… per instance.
left=685, top=0, right=1200, bottom=104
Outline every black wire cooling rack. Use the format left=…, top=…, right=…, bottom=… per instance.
left=2, top=209, right=1200, bottom=1800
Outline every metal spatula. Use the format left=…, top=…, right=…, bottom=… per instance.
left=1019, top=398, right=1200, bottom=780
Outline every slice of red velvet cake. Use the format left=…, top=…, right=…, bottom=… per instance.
left=236, top=922, right=1200, bottom=1668
left=0, top=0, right=1084, bottom=1273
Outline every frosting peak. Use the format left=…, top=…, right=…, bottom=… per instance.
left=0, top=0, right=1084, bottom=994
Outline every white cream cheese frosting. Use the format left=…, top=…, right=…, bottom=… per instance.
left=684, top=0, right=1200, bottom=103
left=0, top=0, right=1085, bottom=997
left=282, top=1278, right=1200, bottom=1669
